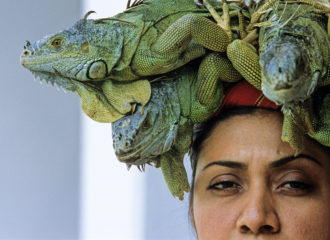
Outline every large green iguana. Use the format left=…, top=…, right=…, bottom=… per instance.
left=20, top=0, right=253, bottom=123
left=112, top=64, right=223, bottom=200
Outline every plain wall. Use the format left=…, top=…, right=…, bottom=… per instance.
left=0, top=1, right=81, bottom=239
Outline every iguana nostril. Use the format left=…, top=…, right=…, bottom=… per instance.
left=20, top=49, right=31, bottom=66
left=23, top=50, right=31, bottom=56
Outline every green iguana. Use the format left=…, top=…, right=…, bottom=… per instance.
left=112, top=64, right=224, bottom=200
left=256, top=1, right=330, bottom=151
left=20, top=0, right=253, bottom=123
left=201, top=0, right=330, bottom=152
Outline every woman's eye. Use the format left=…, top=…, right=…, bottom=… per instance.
left=207, top=181, right=242, bottom=193
left=278, top=181, right=313, bottom=195
left=281, top=181, right=312, bottom=190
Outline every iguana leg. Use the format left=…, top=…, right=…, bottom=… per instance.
left=282, top=112, right=305, bottom=154
left=196, top=0, right=233, bottom=40
left=197, top=52, right=242, bottom=105
left=282, top=99, right=315, bottom=154
left=153, top=14, right=230, bottom=54
left=134, top=14, right=230, bottom=76
left=227, top=39, right=262, bottom=90
left=160, top=150, right=190, bottom=200
left=308, top=91, right=330, bottom=147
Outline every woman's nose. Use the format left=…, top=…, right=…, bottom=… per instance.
left=236, top=187, right=280, bottom=234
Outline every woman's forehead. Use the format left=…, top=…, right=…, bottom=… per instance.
left=200, top=112, right=285, bottom=158
left=197, top=111, right=329, bottom=172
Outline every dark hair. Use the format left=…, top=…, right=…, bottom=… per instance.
left=189, top=106, right=278, bottom=208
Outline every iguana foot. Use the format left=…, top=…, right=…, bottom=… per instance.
left=246, top=0, right=277, bottom=32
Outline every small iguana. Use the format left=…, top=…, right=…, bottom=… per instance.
left=20, top=0, right=251, bottom=123
left=112, top=64, right=225, bottom=200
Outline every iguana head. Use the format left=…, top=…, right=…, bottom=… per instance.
left=20, top=18, right=123, bottom=89
left=20, top=17, right=152, bottom=122
left=112, top=80, right=182, bottom=167
left=260, top=39, right=315, bottom=105
left=259, top=5, right=329, bottom=106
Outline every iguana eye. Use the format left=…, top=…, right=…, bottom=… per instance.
left=51, top=38, right=62, bottom=48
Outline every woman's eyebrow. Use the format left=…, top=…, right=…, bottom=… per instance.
left=202, top=161, right=248, bottom=171
left=269, top=154, right=322, bottom=168
left=201, top=154, right=322, bottom=171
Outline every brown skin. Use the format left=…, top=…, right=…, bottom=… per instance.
left=191, top=110, right=330, bottom=239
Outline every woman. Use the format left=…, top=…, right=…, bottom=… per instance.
left=189, top=81, right=330, bottom=239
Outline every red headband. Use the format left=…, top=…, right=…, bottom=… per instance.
left=215, top=80, right=280, bottom=115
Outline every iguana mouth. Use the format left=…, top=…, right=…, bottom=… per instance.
left=114, top=126, right=175, bottom=165
left=112, top=102, right=179, bottom=165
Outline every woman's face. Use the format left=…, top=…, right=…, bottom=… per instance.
left=192, top=111, right=330, bottom=239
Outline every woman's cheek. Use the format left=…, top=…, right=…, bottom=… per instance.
left=193, top=199, right=238, bottom=239
left=279, top=200, right=330, bottom=239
